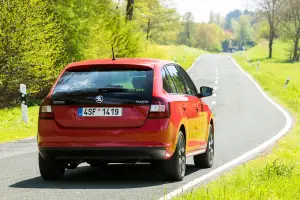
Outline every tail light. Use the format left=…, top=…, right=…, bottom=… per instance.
left=148, top=97, right=170, bottom=118
left=39, top=97, right=54, bottom=119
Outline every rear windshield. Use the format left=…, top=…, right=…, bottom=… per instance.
left=52, top=68, right=154, bottom=102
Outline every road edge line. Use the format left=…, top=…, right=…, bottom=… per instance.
left=1, top=136, right=35, bottom=144
left=158, top=55, right=293, bottom=200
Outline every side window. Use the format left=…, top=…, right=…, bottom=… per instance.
left=166, top=65, right=187, bottom=94
left=161, top=68, right=177, bottom=93
left=176, top=65, right=198, bottom=96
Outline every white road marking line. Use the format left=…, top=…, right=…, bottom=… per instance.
left=214, top=87, right=218, bottom=90
left=216, top=77, right=219, bottom=80
left=215, top=80, right=218, bottom=84
left=187, top=63, right=195, bottom=73
left=21, top=137, right=35, bottom=141
left=212, top=101, right=216, bottom=105
left=213, top=94, right=217, bottom=97
left=158, top=56, right=293, bottom=200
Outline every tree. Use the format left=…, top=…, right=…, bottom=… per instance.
left=134, top=0, right=180, bottom=44
left=0, top=0, right=66, bottom=106
left=209, top=11, right=225, bottom=28
left=224, top=9, right=243, bottom=30
left=280, top=0, right=300, bottom=61
left=254, top=19, right=270, bottom=40
left=126, top=0, right=134, bottom=21
left=194, top=23, right=224, bottom=52
left=83, top=0, right=145, bottom=59
left=178, top=12, right=194, bottom=47
left=222, top=30, right=234, bottom=52
left=255, top=0, right=284, bottom=58
left=232, top=15, right=254, bottom=48
left=209, top=11, right=215, bottom=24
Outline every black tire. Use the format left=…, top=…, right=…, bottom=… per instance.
left=39, top=153, right=65, bottom=180
left=150, top=160, right=158, bottom=170
left=161, top=131, right=186, bottom=181
left=194, top=124, right=214, bottom=168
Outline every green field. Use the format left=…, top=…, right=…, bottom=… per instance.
left=137, top=44, right=206, bottom=70
left=176, top=40, right=300, bottom=200
left=0, top=44, right=205, bottom=143
left=0, top=106, right=39, bottom=143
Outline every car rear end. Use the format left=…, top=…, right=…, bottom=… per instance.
left=38, top=62, right=177, bottom=163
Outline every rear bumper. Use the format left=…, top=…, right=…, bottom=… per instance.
left=39, top=147, right=166, bottom=161
left=38, top=118, right=178, bottom=159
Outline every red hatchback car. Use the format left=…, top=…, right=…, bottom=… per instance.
left=38, top=58, right=214, bottom=181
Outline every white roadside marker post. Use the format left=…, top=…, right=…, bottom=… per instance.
left=20, top=84, right=29, bottom=123
left=256, top=61, right=260, bottom=71
left=284, top=77, right=290, bottom=89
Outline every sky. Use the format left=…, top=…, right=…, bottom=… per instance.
left=173, top=0, right=249, bottom=22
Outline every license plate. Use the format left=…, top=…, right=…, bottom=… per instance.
left=78, top=107, right=122, bottom=117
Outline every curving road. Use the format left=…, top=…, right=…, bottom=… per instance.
left=0, top=54, right=287, bottom=200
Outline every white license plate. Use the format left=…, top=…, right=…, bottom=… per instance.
left=78, top=107, right=122, bottom=117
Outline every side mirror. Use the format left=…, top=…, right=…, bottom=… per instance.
left=198, top=86, right=213, bottom=98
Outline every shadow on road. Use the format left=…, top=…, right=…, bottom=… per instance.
left=9, top=163, right=200, bottom=189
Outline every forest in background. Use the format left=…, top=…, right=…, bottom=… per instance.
left=0, top=0, right=299, bottom=107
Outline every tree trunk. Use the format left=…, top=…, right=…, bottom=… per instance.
left=292, top=37, right=299, bottom=61
left=116, top=0, right=121, bottom=9
left=186, top=22, right=190, bottom=47
left=268, top=28, right=274, bottom=59
left=126, top=0, right=134, bottom=21
left=146, top=18, right=151, bottom=40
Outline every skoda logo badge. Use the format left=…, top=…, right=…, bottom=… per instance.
left=95, top=95, right=103, bottom=103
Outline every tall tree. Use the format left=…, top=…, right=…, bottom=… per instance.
left=232, top=15, right=254, bottom=48
left=126, top=0, right=134, bottom=21
left=224, top=9, right=243, bottom=30
left=255, top=0, right=284, bottom=58
left=209, top=11, right=215, bottom=24
left=135, top=0, right=180, bottom=43
left=280, top=0, right=300, bottom=61
left=181, top=12, right=194, bottom=47
left=209, top=11, right=224, bottom=27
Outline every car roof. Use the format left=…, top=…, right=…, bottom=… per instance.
left=66, top=58, right=174, bottom=70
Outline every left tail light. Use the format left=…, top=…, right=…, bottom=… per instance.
left=39, top=97, right=54, bottom=119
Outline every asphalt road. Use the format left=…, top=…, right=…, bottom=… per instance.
left=0, top=54, right=287, bottom=200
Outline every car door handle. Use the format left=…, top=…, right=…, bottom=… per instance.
left=182, top=104, right=186, bottom=110
left=195, top=105, right=199, bottom=111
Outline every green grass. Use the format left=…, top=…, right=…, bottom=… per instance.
left=244, top=40, right=293, bottom=63
left=137, top=44, right=206, bottom=70
left=176, top=40, right=300, bottom=200
left=0, top=106, right=39, bottom=143
left=0, top=44, right=205, bottom=143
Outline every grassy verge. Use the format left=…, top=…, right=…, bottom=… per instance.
left=0, top=106, right=39, bottom=143
left=176, top=40, right=300, bottom=199
left=0, top=44, right=205, bottom=143
left=137, top=44, right=205, bottom=70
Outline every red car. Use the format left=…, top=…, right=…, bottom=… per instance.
left=38, top=58, right=214, bottom=181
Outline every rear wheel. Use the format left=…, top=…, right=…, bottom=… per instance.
left=194, top=124, right=214, bottom=168
left=161, top=131, right=186, bottom=181
left=39, top=153, right=65, bottom=180
left=150, top=160, right=160, bottom=170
